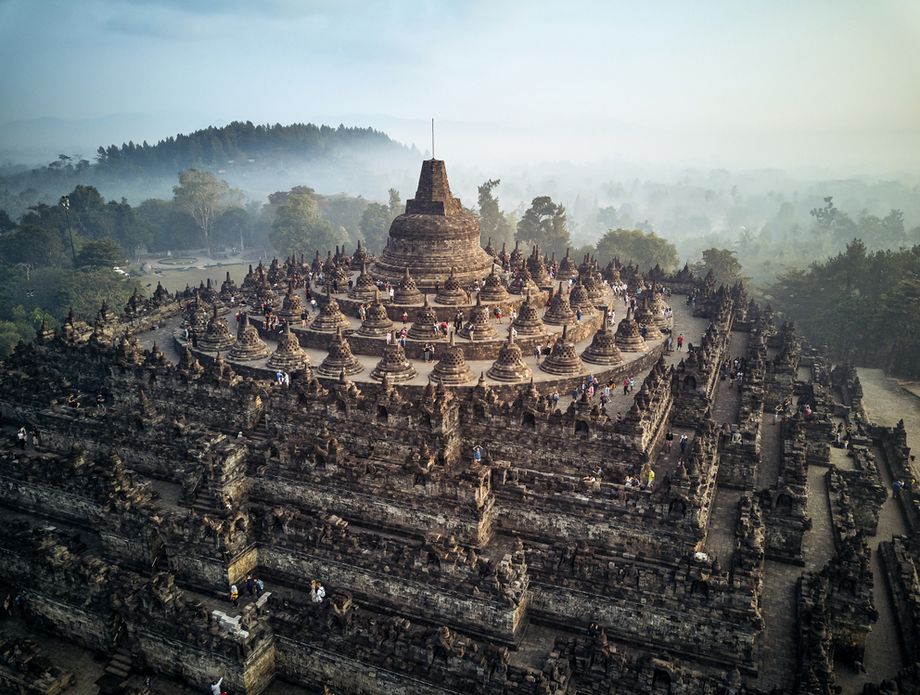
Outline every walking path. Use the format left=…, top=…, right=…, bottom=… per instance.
left=837, top=440, right=908, bottom=693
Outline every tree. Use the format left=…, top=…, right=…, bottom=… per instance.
left=810, top=196, right=857, bottom=247
left=477, top=179, right=514, bottom=249
left=213, top=207, right=253, bottom=249
left=136, top=199, right=202, bottom=251
left=270, top=192, right=346, bottom=257
left=387, top=189, right=402, bottom=218
left=172, top=169, right=237, bottom=251
left=359, top=202, right=392, bottom=252
left=0, top=209, right=15, bottom=233
left=516, top=196, right=570, bottom=257
left=0, top=321, right=21, bottom=358
left=594, top=228, right=679, bottom=272
left=75, top=239, right=123, bottom=268
left=0, top=225, right=62, bottom=267
left=693, top=248, right=746, bottom=286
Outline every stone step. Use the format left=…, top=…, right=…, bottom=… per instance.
left=104, top=664, right=130, bottom=678
left=110, top=653, right=132, bottom=667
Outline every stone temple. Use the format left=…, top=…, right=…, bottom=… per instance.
left=0, top=162, right=919, bottom=695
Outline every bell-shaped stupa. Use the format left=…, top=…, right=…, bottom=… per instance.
left=539, top=325, right=585, bottom=376
left=198, top=306, right=236, bottom=352
left=458, top=294, right=498, bottom=341
left=487, top=327, right=533, bottom=382
left=371, top=343, right=417, bottom=382
left=430, top=332, right=474, bottom=385
left=581, top=307, right=624, bottom=365
left=317, top=327, right=364, bottom=377
left=614, top=307, right=646, bottom=352
left=371, top=159, right=493, bottom=290
left=408, top=295, right=442, bottom=340
left=267, top=323, right=310, bottom=372
left=230, top=313, right=271, bottom=361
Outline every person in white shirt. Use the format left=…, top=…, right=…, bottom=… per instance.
left=310, top=580, right=326, bottom=604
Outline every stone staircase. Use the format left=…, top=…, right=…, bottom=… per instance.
left=95, top=647, right=144, bottom=694
left=189, top=479, right=224, bottom=516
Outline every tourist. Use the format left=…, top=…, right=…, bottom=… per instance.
left=210, top=677, right=224, bottom=695
left=310, top=580, right=326, bottom=604
left=423, top=343, right=434, bottom=362
left=245, top=575, right=254, bottom=597
left=665, top=430, right=674, bottom=452
left=401, top=310, right=409, bottom=324
left=622, top=377, right=629, bottom=394
left=533, top=344, right=542, bottom=362
left=510, top=326, right=518, bottom=341
left=255, top=578, right=265, bottom=597
left=473, top=445, right=482, bottom=463
left=628, top=377, right=635, bottom=393
left=646, top=468, right=655, bottom=489
left=385, top=331, right=392, bottom=345
left=893, top=480, right=903, bottom=496
left=230, top=584, right=239, bottom=607
left=679, top=433, right=689, bottom=454
left=17, top=427, right=26, bottom=450
left=677, top=333, right=684, bottom=351
left=453, top=310, right=463, bottom=333
left=576, top=308, right=583, bottom=322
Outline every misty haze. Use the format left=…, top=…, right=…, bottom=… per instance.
left=0, top=2, right=919, bottom=695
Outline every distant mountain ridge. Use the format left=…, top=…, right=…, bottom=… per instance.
left=0, top=120, right=420, bottom=218
left=91, top=120, right=409, bottom=174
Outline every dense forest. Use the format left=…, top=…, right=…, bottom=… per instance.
left=767, top=241, right=920, bottom=379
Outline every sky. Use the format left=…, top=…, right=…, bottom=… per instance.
left=1, top=0, right=919, bottom=174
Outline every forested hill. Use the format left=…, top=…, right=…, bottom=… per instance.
left=91, top=121, right=407, bottom=174
left=0, top=121, right=418, bottom=218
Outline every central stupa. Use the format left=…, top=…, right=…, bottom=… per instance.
left=371, top=159, right=494, bottom=291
